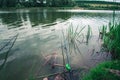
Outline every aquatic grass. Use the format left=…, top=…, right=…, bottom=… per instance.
left=61, top=28, right=76, bottom=80
left=66, top=24, right=86, bottom=55
left=99, top=25, right=107, bottom=39
left=82, top=23, right=120, bottom=80
left=86, top=25, right=92, bottom=44
left=61, top=29, right=70, bottom=65
left=100, top=23, right=120, bottom=59
left=85, top=23, right=120, bottom=80
left=74, top=41, right=82, bottom=55
left=98, top=26, right=102, bottom=40
left=61, top=24, right=86, bottom=65
left=108, top=23, right=114, bottom=32
left=61, top=39, right=66, bottom=68
left=67, top=24, right=85, bottom=44
left=60, top=24, right=88, bottom=77
left=33, top=24, right=91, bottom=80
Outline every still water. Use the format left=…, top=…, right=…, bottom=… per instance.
left=0, top=8, right=120, bottom=80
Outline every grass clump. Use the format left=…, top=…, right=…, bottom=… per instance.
left=99, top=23, right=120, bottom=59
left=82, top=23, right=120, bottom=80
left=101, top=23, right=120, bottom=59
left=82, top=60, right=120, bottom=80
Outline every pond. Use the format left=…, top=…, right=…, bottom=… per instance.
left=0, top=8, right=120, bottom=80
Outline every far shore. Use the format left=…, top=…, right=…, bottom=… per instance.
left=0, top=6, right=120, bottom=11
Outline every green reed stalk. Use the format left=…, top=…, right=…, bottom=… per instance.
left=86, top=25, right=92, bottom=44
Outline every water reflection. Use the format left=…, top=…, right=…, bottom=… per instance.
left=0, top=9, right=119, bottom=39
left=0, top=8, right=72, bottom=29
left=0, top=8, right=120, bottom=80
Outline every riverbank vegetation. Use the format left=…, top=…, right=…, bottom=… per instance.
left=82, top=60, right=120, bottom=80
left=102, top=23, right=120, bottom=59
left=82, top=23, right=120, bottom=80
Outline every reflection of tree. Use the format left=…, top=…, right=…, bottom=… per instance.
left=0, top=9, right=72, bottom=28
left=0, top=11, right=28, bottom=29
left=28, top=9, right=72, bottom=26
left=0, top=13, right=20, bottom=24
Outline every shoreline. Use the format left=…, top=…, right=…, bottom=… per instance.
left=0, top=6, right=120, bottom=10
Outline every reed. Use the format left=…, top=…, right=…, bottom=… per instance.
left=101, top=23, right=120, bottom=59
left=99, top=25, right=107, bottom=39
left=67, top=24, right=86, bottom=55
left=82, top=23, right=120, bottom=80
left=32, top=24, right=92, bottom=80
left=61, top=24, right=86, bottom=65
left=86, top=25, right=92, bottom=44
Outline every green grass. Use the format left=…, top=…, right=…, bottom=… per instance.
left=99, top=25, right=107, bottom=39
left=82, top=60, right=120, bottom=80
left=101, top=23, right=120, bottom=59
left=82, top=23, right=120, bottom=80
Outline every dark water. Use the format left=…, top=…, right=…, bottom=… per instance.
left=0, top=8, right=120, bottom=80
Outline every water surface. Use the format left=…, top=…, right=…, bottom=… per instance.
left=0, top=8, right=120, bottom=80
